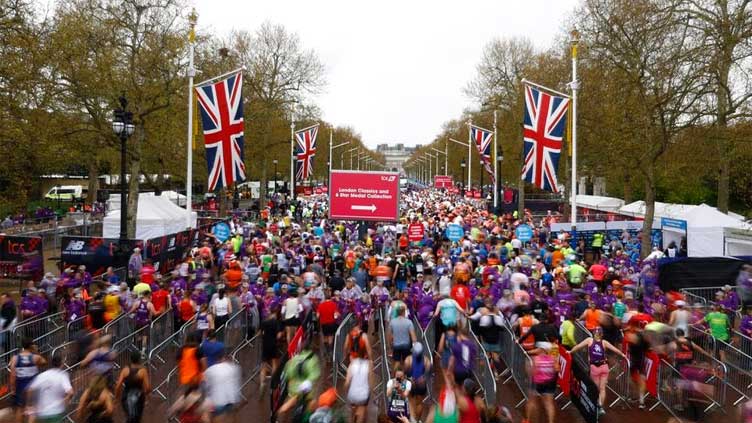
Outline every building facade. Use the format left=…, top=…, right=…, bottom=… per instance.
left=376, top=143, right=420, bottom=174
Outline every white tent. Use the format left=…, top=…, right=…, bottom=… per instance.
left=575, top=195, right=625, bottom=212
left=682, top=204, right=750, bottom=257
left=160, top=190, right=187, bottom=207
left=103, top=193, right=197, bottom=240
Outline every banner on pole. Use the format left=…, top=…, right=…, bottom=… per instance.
left=521, top=82, right=569, bottom=193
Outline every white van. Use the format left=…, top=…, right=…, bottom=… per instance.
left=44, top=185, right=87, bottom=201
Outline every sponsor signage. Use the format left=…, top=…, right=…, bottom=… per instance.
left=212, top=222, right=232, bottom=242
left=407, top=223, right=425, bottom=242
left=61, top=236, right=143, bottom=276
left=145, top=229, right=196, bottom=274
left=445, top=224, right=464, bottom=242
left=569, top=358, right=600, bottom=423
left=433, top=175, right=453, bottom=189
left=0, top=235, right=43, bottom=279
left=661, top=217, right=687, bottom=232
left=329, top=170, right=400, bottom=222
left=515, top=224, right=534, bottom=242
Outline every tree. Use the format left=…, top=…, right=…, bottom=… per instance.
left=681, top=0, right=752, bottom=212
left=581, top=0, right=710, bottom=257
left=47, top=0, right=188, bottom=237
left=228, top=23, right=325, bottom=205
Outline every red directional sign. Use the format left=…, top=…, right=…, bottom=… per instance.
left=329, top=170, right=400, bottom=221
left=434, top=175, right=453, bottom=189
left=408, top=223, right=425, bottom=242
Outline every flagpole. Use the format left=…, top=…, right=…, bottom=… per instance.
left=493, top=110, right=498, bottom=212
left=570, top=29, right=580, bottom=233
left=185, top=9, right=197, bottom=229
left=290, top=105, right=296, bottom=200
left=467, top=120, right=472, bottom=190
left=328, top=129, right=333, bottom=179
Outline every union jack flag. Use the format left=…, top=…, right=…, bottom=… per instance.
left=294, top=124, right=319, bottom=181
left=195, top=72, right=246, bottom=191
left=470, top=124, right=495, bottom=185
left=521, top=84, right=569, bottom=193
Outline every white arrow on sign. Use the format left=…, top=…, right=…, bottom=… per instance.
left=351, top=204, right=377, bottom=213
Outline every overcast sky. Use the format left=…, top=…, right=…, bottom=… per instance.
left=195, top=0, right=579, bottom=148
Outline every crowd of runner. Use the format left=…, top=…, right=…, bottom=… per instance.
left=2, top=187, right=752, bottom=423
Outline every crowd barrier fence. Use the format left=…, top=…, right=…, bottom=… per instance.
left=412, top=315, right=436, bottom=404
left=377, top=307, right=392, bottom=409
left=232, top=333, right=262, bottom=402
left=466, top=323, right=497, bottom=406
left=332, top=313, right=356, bottom=400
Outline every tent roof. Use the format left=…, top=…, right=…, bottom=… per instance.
left=683, top=204, right=748, bottom=229
left=576, top=195, right=625, bottom=212
left=618, top=200, right=746, bottom=222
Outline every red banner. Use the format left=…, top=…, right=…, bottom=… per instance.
left=329, top=171, right=400, bottom=221
left=433, top=175, right=453, bottom=189
left=288, top=326, right=304, bottom=358
left=407, top=223, right=425, bottom=242
left=473, top=191, right=481, bottom=198
left=558, top=344, right=572, bottom=396
left=643, top=351, right=659, bottom=396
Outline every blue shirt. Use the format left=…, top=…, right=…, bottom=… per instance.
left=200, top=340, right=225, bottom=367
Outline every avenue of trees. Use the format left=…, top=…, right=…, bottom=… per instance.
left=0, top=0, right=381, bottom=236
left=407, top=0, right=752, bottom=256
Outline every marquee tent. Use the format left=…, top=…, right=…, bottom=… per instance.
left=575, top=195, right=625, bottom=212
left=103, top=193, right=197, bottom=240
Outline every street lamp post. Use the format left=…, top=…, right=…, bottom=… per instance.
left=460, top=159, right=467, bottom=193
left=273, top=159, right=278, bottom=194
left=112, top=95, right=135, bottom=242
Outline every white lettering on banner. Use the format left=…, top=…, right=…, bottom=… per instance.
left=65, top=240, right=85, bottom=251
left=579, top=381, right=597, bottom=415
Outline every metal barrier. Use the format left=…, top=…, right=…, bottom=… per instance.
left=215, top=309, right=247, bottom=352
left=502, top=325, right=532, bottom=407
left=148, top=310, right=175, bottom=353
left=650, top=359, right=724, bottom=421
left=680, top=286, right=727, bottom=303
left=148, top=317, right=196, bottom=401
left=734, top=329, right=752, bottom=357
left=688, top=325, right=716, bottom=357
left=412, top=315, right=436, bottom=404
left=232, top=334, right=262, bottom=401
left=376, top=307, right=392, bottom=409
left=65, top=315, right=88, bottom=341
left=682, top=291, right=708, bottom=309
left=102, top=311, right=134, bottom=340
left=6, top=312, right=65, bottom=352
left=467, top=324, right=497, bottom=406
left=714, top=337, right=752, bottom=405
left=332, top=313, right=356, bottom=396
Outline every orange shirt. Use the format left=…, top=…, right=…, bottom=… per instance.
left=224, top=267, right=243, bottom=290
left=583, top=309, right=601, bottom=331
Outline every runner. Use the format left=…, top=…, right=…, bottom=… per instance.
left=344, top=354, right=371, bottom=423
left=129, top=291, right=156, bottom=357
left=114, top=352, right=151, bottom=423
left=570, top=327, right=628, bottom=415
left=9, top=338, right=45, bottom=423
left=404, top=341, right=431, bottom=423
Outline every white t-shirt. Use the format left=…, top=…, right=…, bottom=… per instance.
left=510, top=272, right=528, bottom=292
left=212, top=297, right=230, bottom=317
left=347, top=358, right=371, bottom=404
left=438, top=275, right=452, bottom=297
left=203, top=361, right=241, bottom=407
left=511, top=239, right=522, bottom=249
left=29, top=368, right=72, bottom=417
left=283, top=298, right=302, bottom=320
